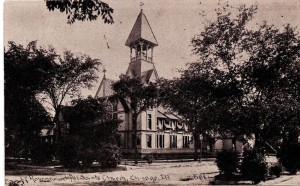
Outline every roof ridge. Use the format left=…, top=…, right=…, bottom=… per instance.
left=141, top=11, right=158, bottom=45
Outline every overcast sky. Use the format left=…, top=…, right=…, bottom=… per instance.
left=4, top=0, right=300, bottom=98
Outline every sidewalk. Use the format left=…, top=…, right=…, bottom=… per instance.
left=261, top=173, right=300, bottom=185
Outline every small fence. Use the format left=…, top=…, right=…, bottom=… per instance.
left=120, top=150, right=217, bottom=165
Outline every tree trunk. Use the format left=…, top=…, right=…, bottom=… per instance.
left=253, top=131, right=264, bottom=153
left=199, top=137, right=202, bottom=163
left=233, top=137, right=237, bottom=152
left=55, top=118, right=61, bottom=143
left=54, top=109, right=61, bottom=144
left=193, top=133, right=199, bottom=161
left=24, top=139, right=29, bottom=161
left=53, top=109, right=62, bottom=158
left=132, top=114, right=139, bottom=164
left=209, top=138, right=216, bottom=153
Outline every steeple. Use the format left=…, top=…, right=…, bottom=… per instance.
left=125, top=9, right=158, bottom=83
left=95, top=69, right=115, bottom=98
left=125, top=9, right=158, bottom=46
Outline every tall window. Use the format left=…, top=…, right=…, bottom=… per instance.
left=112, top=101, right=118, bottom=111
left=146, top=134, right=152, bottom=148
left=112, top=113, right=118, bottom=120
left=171, top=120, right=177, bottom=130
left=132, top=135, right=141, bottom=148
left=132, top=121, right=136, bottom=130
left=147, top=114, right=152, bottom=130
left=165, top=119, right=169, bottom=125
left=164, top=119, right=171, bottom=130
left=132, top=134, right=135, bottom=148
left=116, top=135, right=121, bottom=147
left=183, top=136, right=190, bottom=148
left=170, top=135, right=177, bottom=148
left=157, top=118, right=163, bottom=129
left=125, top=134, right=129, bottom=148
left=156, top=134, right=165, bottom=148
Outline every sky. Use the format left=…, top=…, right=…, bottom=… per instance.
left=4, top=0, right=300, bottom=98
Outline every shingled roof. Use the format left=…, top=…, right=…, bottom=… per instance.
left=125, top=9, right=158, bottom=46
left=95, top=75, right=115, bottom=98
left=141, top=69, right=159, bottom=83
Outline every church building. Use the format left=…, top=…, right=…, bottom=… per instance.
left=95, top=9, right=243, bottom=158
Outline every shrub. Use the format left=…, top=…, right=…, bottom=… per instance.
left=278, top=143, right=300, bottom=175
left=97, top=143, right=121, bottom=168
left=241, top=150, right=268, bottom=184
left=80, top=148, right=95, bottom=168
left=31, top=143, right=55, bottom=164
left=269, top=163, right=282, bottom=178
left=144, top=155, right=154, bottom=164
left=58, top=136, right=82, bottom=168
left=58, top=136, right=122, bottom=169
left=215, top=150, right=240, bottom=178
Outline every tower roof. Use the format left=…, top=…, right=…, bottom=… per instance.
left=125, top=9, right=158, bottom=46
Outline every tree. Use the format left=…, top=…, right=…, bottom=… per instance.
left=241, top=23, right=300, bottom=149
left=45, top=0, right=114, bottom=24
left=112, top=74, right=158, bottom=164
left=38, top=50, right=101, bottom=143
left=5, top=40, right=102, bottom=159
left=63, top=96, right=120, bottom=144
left=158, top=66, right=219, bottom=161
left=63, top=96, right=109, bottom=134
left=4, top=41, right=57, bottom=98
left=5, top=41, right=54, bottom=159
left=61, top=97, right=121, bottom=168
left=159, top=3, right=257, bottom=158
left=191, top=2, right=300, bottom=151
left=190, top=2, right=257, bottom=142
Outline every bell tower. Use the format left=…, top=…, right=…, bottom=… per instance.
left=125, top=9, right=158, bottom=82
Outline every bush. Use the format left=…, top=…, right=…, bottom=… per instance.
left=144, top=155, right=154, bottom=164
left=58, top=136, right=122, bottom=169
left=97, top=143, right=121, bottom=168
left=80, top=148, right=96, bottom=168
left=269, top=163, right=282, bottom=178
left=278, top=143, right=300, bottom=175
left=31, top=143, right=55, bottom=164
left=215, top=150, right=240, bottom=178
left=58, top=136, right=82, bottom=168
left=241, top=150, right=268, bottom=184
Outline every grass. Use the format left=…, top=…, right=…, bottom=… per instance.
left=54, top=165, right=127, bottom=173
left=5, top=163, right=57, bottom=175
left=6, top=168, right=57, bottom=176
left=5, top=162, right=127, bottom=175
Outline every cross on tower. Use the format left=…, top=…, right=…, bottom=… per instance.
left=140, top=2, right=144, bottom=10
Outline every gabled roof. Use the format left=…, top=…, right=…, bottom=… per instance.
left=157, top=106, right=184, bottom=121
left=127, top=68, right=139, bottom=77
left=95, top=75, right=116, bottom=98
left=141, top=69, right=154, bottom=82
left=141, top=69, right=158, bottom=83
left=125, top=9, right=158, bottom=46
left=41, top=125, right=55, bottom=136
left=157, top=110, right=168, bottom=118
left=127, top=67, right=158, bottom=83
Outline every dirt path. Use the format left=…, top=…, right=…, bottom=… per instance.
left=261, top=173, right=300, bottom=185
